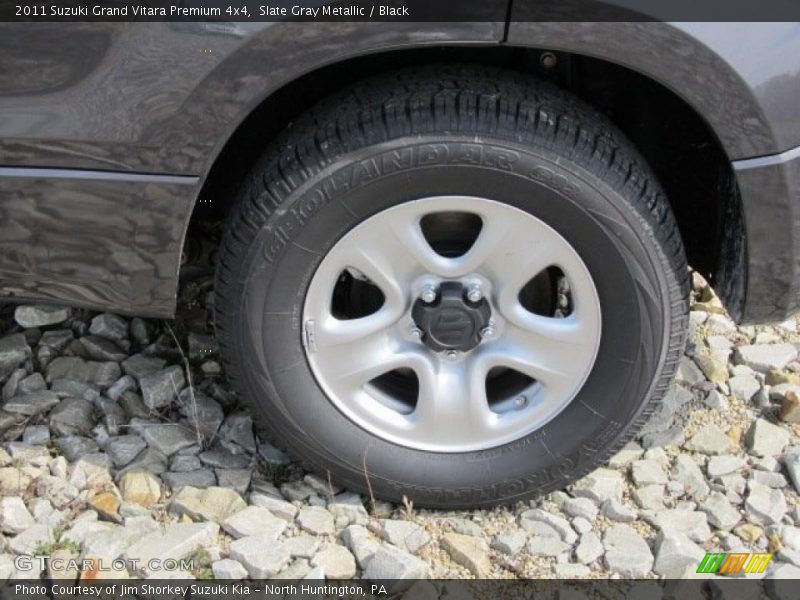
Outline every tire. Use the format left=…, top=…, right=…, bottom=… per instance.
left=215, top=65, right=689, bottom=509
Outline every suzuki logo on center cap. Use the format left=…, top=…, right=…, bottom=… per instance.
left=431, top=308, right=474, bottom=346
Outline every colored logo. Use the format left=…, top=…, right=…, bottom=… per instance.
left=696, top=552, right=773, bottom=574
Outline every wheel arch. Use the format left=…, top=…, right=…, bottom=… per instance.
left=186, top=38, right=751, bottom=320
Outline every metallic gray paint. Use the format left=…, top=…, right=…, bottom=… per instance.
left=731, top=151, right=800, bottom=322
left=0, top=171, right=197, bottom=316
left=505, top=21, right=800, bottom=158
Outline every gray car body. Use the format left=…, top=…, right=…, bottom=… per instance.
left=0, top=18, right=799, bottom=322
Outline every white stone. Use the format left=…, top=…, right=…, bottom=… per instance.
left=0, top=497, right=34, bottom=534
left=603, top=524, right=654, bottom=577
left=222, top=505, right=286, bottom=539
left=211, top=559, right=247, bottom=580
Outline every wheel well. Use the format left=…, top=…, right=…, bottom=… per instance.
left=189, top=46, right=744, bottom=317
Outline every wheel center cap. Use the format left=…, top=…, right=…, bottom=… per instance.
left=412, top=281, right=491, bottom=352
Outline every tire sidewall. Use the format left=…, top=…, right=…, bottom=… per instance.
left=232, top=136, right=673, bottom=507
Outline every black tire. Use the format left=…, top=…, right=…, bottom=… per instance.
left=215, top=65, right=689, bottom=509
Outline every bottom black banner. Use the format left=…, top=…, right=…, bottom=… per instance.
left=1, top=578, right=797, bottom=600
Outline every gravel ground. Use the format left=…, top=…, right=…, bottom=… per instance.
left=1, top=269, right=800, bottom=582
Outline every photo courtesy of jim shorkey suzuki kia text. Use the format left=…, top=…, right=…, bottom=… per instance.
left=29, top=4, right=410, bottom=17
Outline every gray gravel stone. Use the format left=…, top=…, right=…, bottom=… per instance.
left=677, top=356, right=705, bottom=385
left=632, top=459, right=668, bottom=485
left=177, top=388, right=223, bottom=443
left=3, top=390, right=60, bottom=416
left=491, top=530, right=527, bottom=556
left=519, top=509, right=577, bottom=544
left=107, top=435, right=147, bottom=467
left=699, top=492, right=741, bottom=531
left=672, top=454, right=710, bottom=499
left=370, top=519, right=430, bottom=553
left=199, top=447, right=250, bottom=469
left=2, top=368, right=26, bottom=401
left=364, top=544, right=429, bottom=583
left=441, top=532, right=492, bottom=576
left=641, top=427, right=685, bottom=449
left=785, top=448, right=800, bottom=494
left=14, top=305, right=70, bottom=328
left=608, top=441, right=644, bottom=468
left=257, top=441, right=290, bottom=466
left=341, top=524, right=379, bottom=568
left=8, top=523, right=53, bottom=555
left=140, top=366, right=185, bottom=410
left=45, top=357, right=120, bottom=387
left=0, top=496, right=34, bottom=534
left=633, top=484, right=665, bottom=510
left=187, top=332, right=218, bottom=361
left=575, top=531, right=604, bottom=564
left=297, top=506, right=335, bottom=536
left=728, top=374, right=760, bottom=402
left=651, top=509, right=712, bottom=542
left=752, top=470, right=788, bottom=488
left=170, top=454, right=201, bottom=472
left=284, top=535, right=320, bottom=559
left=602, top=524, right=654, bottom=577
left=704, top=389, right=729, bottom=409
left=684, top=424, right=732, bottom=455
left=562, top=497, right=599, bottom=522
left=121, top=354, right=167, bottom=381
left=140, top=424, right=197, bottom=456
left=89, top=313, right=128, bottom=341
left=745, top=481, right=788, bottom=525
left=527, top=535, right=570, bottom=557
left=250, top=493, right=298, bottom=521
left=50, top=379, right=100, bottom=402
left=22, top=425, right=50, bottom=445
left=212, top=558, right=248, bottom=580
left=653, top=531, right=706, bottom=578
left=169, top=486, right=246, bottom=523
left=746, top=418, right=791, bottom=457
left=18, top=373, right=45, bottom=394
left=80, top=335, right=127, bottom=362
left=222, top=505, right=286, bottom=539
left=106, top=375, right=136, bottom=401
left=124, top=522, right=219, bottom=576
left=571, top=468, right=624, bottom=504
left=49, top=398, right=94, bottom=436
left=130, top=318, right=149, bottom=345
left=117, top=447, right=168, bottom=477
left=218, top=412, right=256, bottom=454
left=328, top=492, right=369, bottom=525
left=229, top=536, right=290, bottom=578
left=215, top=468, right=251, bottom=494
left=311, top=544, right=356, bottom=579
left=707, top=455, right=746, bottom=478
left=162, top=469, right=216, bottom=490
left=601, top=499, right=637, bottom=522
left=54, top=436, right=98, bottom=461
left=735, top=344, right=798, bottom=373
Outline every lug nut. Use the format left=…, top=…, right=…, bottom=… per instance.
left=410, top=326, right=423, bottom=339
left=466, top=284, right=483, bottom=303
left=480, top=326, right=495, bottom=339
left=514, top=395, right=528, bottom=409
left=420, top=285, right=438, bottom=304
left=445, top=350, right=459, bottom=360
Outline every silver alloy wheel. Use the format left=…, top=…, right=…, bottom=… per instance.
left=302, top=196, right=602, bottom=452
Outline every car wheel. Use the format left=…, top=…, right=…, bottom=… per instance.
left=215, top=65, right=689, bottom=508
